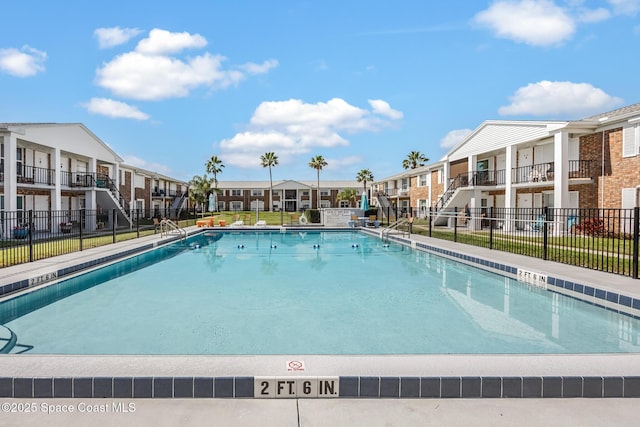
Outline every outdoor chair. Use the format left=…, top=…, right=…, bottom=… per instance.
left=348, top=215, right=358, bottom=228
left=529, top=215, right=545, bottom=232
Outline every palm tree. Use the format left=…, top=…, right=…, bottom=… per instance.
left=205, top=155, right=225, bottom=187
left=356, top=169, right=374, bottom=196
left=337, top=188, right=358, bottom=207
left=188, top=174, right=213, bottom=213
left=260, top=152, right=279, bottom=211
left=309, top=155, right=328, bottom=209
left=402, top=151, right=429, bottom=170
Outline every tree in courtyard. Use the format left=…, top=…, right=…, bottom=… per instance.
left=402, top=151, right=429, bottom=170
left=260, top=152, right=279, bottom=211
left=205, top=155, right=225, bottom=187
left=356, top=169, right=374, bottom=196
left=188, top=174, right=213, bottom=213
left=336, top=188, right=358, bottom=207
left=309, top=155, right=328, bottom=209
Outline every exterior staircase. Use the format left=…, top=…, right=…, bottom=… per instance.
left=170, top=193, right=187, bottom=219
left=96, top=176, right=132, bottom=227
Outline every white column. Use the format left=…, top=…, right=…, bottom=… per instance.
left=553, top=131, right=570, bottom=234
left=468, top=154, right=477, bottom=183
left=504, top=146, right=517, bottom=231
left=50, top=147, right=61, bottom=211
left=4, top=133, right=18, bottom=211
left=85, top=157, right=97, bottom=229
left=468, top=189, right=482, bottom=231
left=114, top=163, right=120, bottom=188
left=442, top=161, right=450, bottom=189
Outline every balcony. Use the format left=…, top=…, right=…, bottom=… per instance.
left=0, top=165, right=56, bottom=185
left=511, top=160, right=592, bottom=184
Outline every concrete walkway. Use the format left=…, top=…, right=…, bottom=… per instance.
left=1, top=398, right=637, bottom=426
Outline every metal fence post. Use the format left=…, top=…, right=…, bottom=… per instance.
left=453, top=206, right=458, bottom=242
left=112, top=208, right=117, bottom=244
left=136, top=209, right=140, bottom=238
left=79, top=208, right=84, bottom=251
left=633, top=207, right=639, bottom=279
left=489, top=206, right=494, bottom=250
left=542, top=207, right=548, bottom=260
left=28, top=210, right=34, bottom=262
left=429, top=207, right=432, bottom=237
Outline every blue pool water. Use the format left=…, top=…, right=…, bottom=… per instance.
left=1, top=230, right=638, bottom=355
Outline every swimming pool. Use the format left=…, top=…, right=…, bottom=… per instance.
left=1, top=230, right=639, bottom=355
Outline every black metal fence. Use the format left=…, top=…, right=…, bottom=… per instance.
left=0, top=208, right=200, bottom=269
left=400, top=207, right=639, bottom=279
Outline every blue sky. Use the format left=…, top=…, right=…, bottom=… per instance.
left=1, top=1, right=639, bottom=183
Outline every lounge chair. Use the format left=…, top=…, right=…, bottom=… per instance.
left=348, top=215, right=358, bottom=228
left=230, top=214, right=244, bottom=226
left=255, top=220, right=267, bottom=227
left=366, top=215, right=380, bottom=228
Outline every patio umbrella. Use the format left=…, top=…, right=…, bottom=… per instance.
left=361, top=192, right=369, bottom=211
left=208, top=192, right=216, bottom=212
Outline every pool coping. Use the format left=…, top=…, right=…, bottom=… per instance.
left=2, top=226, right=640, bottom=399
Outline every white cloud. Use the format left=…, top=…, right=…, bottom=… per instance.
left=122, top=155, right=173, bottom=175
left=440, top=129, right=473, bottom=149
left=607, top=0, right=640, bottom=15
left=94, top=27, right=142, bottom=49
left=474, top=0, right=576, bottom=46
left=83, top=97, right=150, bottom=120
left=218, top=98, right=403, bottom=168
left=498, top=81, right=624, bottom=117
left=135, top=28, right=207, bottom=55
left=0, top=45, right=46, bottom=77
left=95, top=28, right=278, bottom=101
left=239, top=59, right=279, bottom=74
left=324, top=156, right=363, bottom=170
left=576, top=7, right=611, bottom=22
left=368, top=99, right=403, bottom=120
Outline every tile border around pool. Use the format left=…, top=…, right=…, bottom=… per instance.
left=1, top=375, right=640, bottom=398
left=360, top=229, right=640, bottom=319
left=0, top=233, right=190, bottom=299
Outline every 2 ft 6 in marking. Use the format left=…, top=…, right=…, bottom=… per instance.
left=255, top=377, right=339, bottom=398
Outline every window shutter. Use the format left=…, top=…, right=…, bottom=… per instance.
left=622, top=125, right=638, bottom=157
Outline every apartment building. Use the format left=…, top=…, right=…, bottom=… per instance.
left=214, top=180, right=361, bottom=211
left=0, top=123, right=188, bottom=232
left=374, top=103, right=640, bottom=229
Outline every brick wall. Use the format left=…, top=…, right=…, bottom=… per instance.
left=430, top=170, right=444, bottom=207
left=449, top=159, right=468, bottom=179
left=580, top=127, right=640, bottom=208
left=119, top=171, right=132, bottom=204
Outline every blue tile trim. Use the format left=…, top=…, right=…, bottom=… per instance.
left=3, top=375, right=640, bottom=398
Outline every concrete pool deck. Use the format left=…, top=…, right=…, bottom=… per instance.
left=0, top=228, right=640, bottom=426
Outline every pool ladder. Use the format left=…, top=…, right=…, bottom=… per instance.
left=381, top=217, right=411, bottom=241
left=160, top=219, right=187, bottom=241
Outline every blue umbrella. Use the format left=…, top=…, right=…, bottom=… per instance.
left=361, top=192, right=369, bottom=211
left=208, top=193, right=216, bottom=212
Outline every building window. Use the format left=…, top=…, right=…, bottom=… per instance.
left=401, top=178, right=409, bottom=191
left=320, top=191, right=329, bottom=196
left=419, top=174, right=427, bottom=187
left=231, top=189, right=242, bottom=196
left=302, top=191, right=309, bottom=196
left=437, top=170, right=443, bottom=184
left=231, top=201, right=242, bottom=211
left=251, top=189, right=263, bottom=196
left=339, top=200, right=350, bottom=208
left=623, top=124, right=640, bottom=157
